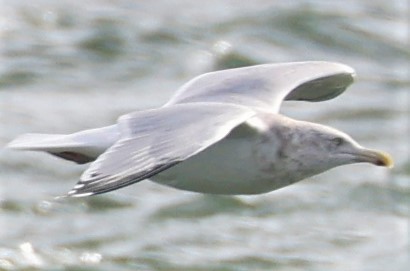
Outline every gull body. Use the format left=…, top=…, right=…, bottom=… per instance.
left=152, top=113, right=389, bottom=194
left=7, top=61, right=393, bottom=197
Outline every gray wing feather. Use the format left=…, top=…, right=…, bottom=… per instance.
left=67, top=103, right=254, bottom=196
left=165, top=61, right=355, bottom=112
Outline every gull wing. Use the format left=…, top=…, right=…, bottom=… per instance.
left=166, top=61, right=355, bottom=112
left=66, top=103, right=254, bottom=197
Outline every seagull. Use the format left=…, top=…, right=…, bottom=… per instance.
left=8, top=61, right=393, bottom=197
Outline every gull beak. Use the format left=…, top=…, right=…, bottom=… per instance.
left=353, top=148, right=394, bottom=168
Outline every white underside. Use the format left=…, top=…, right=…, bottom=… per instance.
left=151, top=133, right=282, bottom=195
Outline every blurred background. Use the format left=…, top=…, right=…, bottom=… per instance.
left=0, top=0, right=408, bottom=270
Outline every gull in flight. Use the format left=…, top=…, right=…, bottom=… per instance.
left=8, top=61, right=393, bottom=197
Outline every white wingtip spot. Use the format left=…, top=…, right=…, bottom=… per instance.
left=71, top=192, right=94, bottom=198
left=73, top=183, right=85, bottom=189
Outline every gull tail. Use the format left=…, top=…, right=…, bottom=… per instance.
left=7, top=125, right=119, bottom=164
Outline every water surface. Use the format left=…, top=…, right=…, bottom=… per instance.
left=0, top=1, right=408, bottom=270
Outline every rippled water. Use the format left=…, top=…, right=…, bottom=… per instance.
left=0, top=1, right=409, bottom=270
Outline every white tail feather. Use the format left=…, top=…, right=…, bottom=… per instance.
left=8, top=133, right=79, bottom=151
left=8, top=125, right=119, bottom=164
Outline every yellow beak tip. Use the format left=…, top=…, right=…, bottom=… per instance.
left=378, top=151, right=394, bottom=168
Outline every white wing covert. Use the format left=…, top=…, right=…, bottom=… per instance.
left=166, top=61, right=355, bottom=112
left=67, top=103, right=254, bottom=196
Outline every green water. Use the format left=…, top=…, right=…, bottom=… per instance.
left=0, top=1, right=408, bottom=270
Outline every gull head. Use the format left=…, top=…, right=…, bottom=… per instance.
left=269, top=116, right=394, bottom=182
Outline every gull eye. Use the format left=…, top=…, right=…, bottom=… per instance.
left=332, top=137, right=344, bottom=146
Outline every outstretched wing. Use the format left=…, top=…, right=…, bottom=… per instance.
left=67, top=103, right=254, bottom=197
left=165, top=61, right=355, bottom=112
